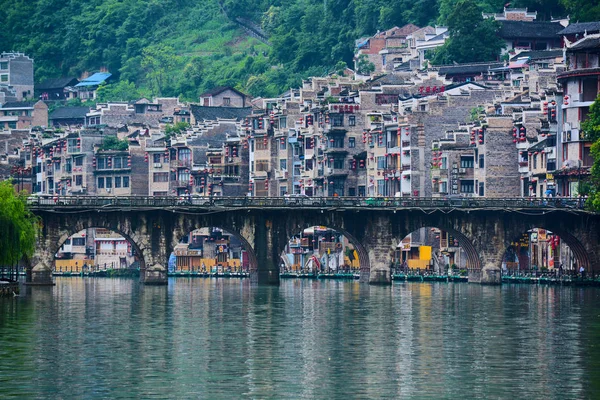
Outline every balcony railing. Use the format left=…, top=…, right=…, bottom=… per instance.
left=27, top=195, right=592, bottom=211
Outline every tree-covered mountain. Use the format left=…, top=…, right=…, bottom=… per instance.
left=0, top=0, right=596, bottom=100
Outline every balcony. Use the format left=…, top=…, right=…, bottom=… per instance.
left=171, top=159, right=192, bottom=168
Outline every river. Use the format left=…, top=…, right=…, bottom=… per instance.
left=0, top=278, right=599, bottom=398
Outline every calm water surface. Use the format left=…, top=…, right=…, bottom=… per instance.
left=1, top=278, right=600, bottom=399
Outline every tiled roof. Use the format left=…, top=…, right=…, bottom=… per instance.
left=74, top=72, right=112, bottom=87
left=570, top=36, right=600, bottom=51
left=36, top=77, right=78, bottom=91
left=499, top=21, right=563, bottom=39
left=199, top=86, right=247, bottom=98
left=510, top=50, right=563, bottom=61
left=49, top=106, right=90, bottom=120
left=438, top=62, right=503, bottom=75
left=190, top=105, right=252, bottom=121
left=1, top=101, right=36, bottom=108
left=558, top=22, right=600, bottom=36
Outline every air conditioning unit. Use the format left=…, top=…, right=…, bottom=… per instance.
left=569, top=93, right=580, bottom=102
left=106, top=188, right=111, bottom=193
left=153, top=163, right=162, bottom=168
left=459, top=168, right=466, bottom=173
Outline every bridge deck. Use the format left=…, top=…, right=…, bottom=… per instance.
left=26, top=196, right=590, bottom=213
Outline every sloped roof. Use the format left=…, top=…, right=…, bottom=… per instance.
left=199, top=86, right=247, bottom=98
left=190, top=105, right=252, bottom=121
left=369, top=74, right=407, bottom=86
left=570, top=35, right=600, bottom=51
left=75, top=72, right=112, bottom=87
left=499, top=21, right=563, bottom=39
left=1, top=101, right=36, bottom=108
left=510, top=50, right=563, bottom=61
left=438, top=62, right=503, bottom=75
left=558, top=22, right=600, bottom=36
left=49, top=106, right=90, bottom=120
left=36, top=77, right=78, bottom=91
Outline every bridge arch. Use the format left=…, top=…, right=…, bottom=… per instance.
left=170, top=214, right=259, bottom=274
left=277, top=223, right=369, bottom=275
left=502, top=224, right=591, bottom=273
left=270, top=212, right=371, bottom=280
left=394, top=217, right=482, bottom=271
left=50, top=224, right=147, bottom=271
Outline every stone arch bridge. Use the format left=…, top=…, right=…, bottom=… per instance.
left=26, top=196, right=600, bottom=285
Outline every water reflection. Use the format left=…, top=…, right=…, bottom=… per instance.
left=0, top=279, right=598, bottom=398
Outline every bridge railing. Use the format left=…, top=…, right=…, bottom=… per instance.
left=26, top=195, right=588, bottom=211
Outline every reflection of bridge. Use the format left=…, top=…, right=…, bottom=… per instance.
left=27, top=196, right=600, bottom=286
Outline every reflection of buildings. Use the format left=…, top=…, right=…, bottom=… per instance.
left=282, top=226, right=358, bottom=272
left=55, top=228, right=136, bottom=271
left=172, top=228, right=246, bottom=272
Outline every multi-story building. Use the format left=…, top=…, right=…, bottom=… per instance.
left=556, top=34, right=599, bottom=196
left=0, top=52, right=34, bottom=102
left=0, top=100, right=48, bottom=130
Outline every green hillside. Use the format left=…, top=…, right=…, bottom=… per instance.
left=0, top=0, right=596, bottom=100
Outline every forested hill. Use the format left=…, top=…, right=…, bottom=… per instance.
left=1, top=0, right=598, bottom=100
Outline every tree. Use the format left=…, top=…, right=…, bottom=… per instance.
left=99, top=136, right=129, bottom=151
left=96, top=81, right=143, bottom=102
left=432, top=0, right=504, bottom=65
left=0, top=180, right=37, bottom=273
left=164, top=122, right=191, bottom=141
left=581, top=94, right=600, bottom=210
left=141, top=44, right=180, bottom=96
left=356, top=54, right=375, bottom=76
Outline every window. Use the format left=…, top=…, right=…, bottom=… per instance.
left=349, top=116, right=356, bottom=126
left=223, top=97, right=231, bottom=106
left=153, top=153, right=161, bottom=163
left=115, top=176, right=122, bottom=188
left=97, top=157, right=106, bottom=170
left=255, top=140, right=268, bottom=150
left=377, top=179, right=386, bottom=196
left=305, top=159, right=313, bottom=171
left=179, top=148, right=191, bottom=162
left=333, top=158, right=344, bottom=169
left=440, top=181, right=448, bottom=194
left=8, top=121, right=16, bottom=129
left=72, top=238, right=86, bottom=246
left=358, top=186, right=366, bottom=197
left=279, top=159, right=287, bottom=171
left=305, top=139, right=313, bottom=150
left=255, top=160, right=269, bottom=172
left=97, top=177, right=105, bottom=188
left=280, top=139, right=287, bottom=150
left=74, top=157, right=83, bottom=166
left=114, top=157, right=123, bottom=169
left=54, top=162, right=61, bottom=171
left=460, top=156, right=474, bottom=168
left=65, top=159, right=72, bottom=173
left=331, top=114, right=344, bottom=127
left=329, top=136, right=344, bottom=148
left=0, top=75, right=7, bottom=82
left=460, top=180, right=474, bottom=193
left=479, top=155, right=484, bottom=168
left=479, top=182, right=484, bottom=196
left=106, top=177, right=113, bottom=189
left=348, top=187, right=356, bottom=196
left=152, top=172, right=167, bottom=183
left=279, top=185, right=288, bottom=196
left=349, top=137, right=355, bottom=148
left=377, top=156, right=386, bottom=170
left=279, top=117, right=287, bottom=129
left=0, top=62, right=7, bottom=70
left=123, top=177, right=130, bottom=188
left=75, top=175, right=83, bottom=186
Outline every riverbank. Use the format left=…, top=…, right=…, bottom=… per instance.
left=0, top=280, right=19, bottom=296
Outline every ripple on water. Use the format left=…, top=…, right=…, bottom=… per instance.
left=0, top=278, right=598, bottom=398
